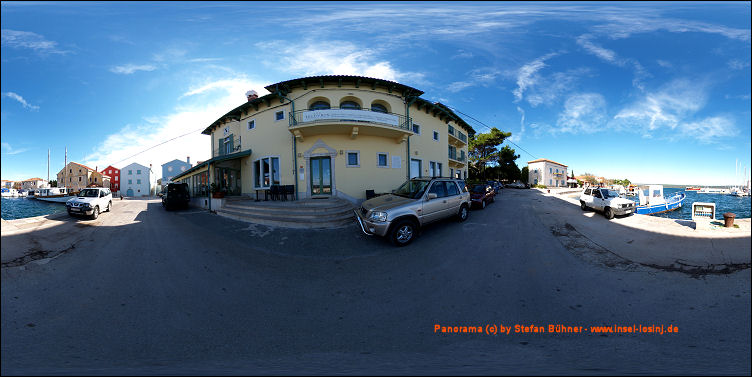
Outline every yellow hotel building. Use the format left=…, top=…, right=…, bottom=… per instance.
left=172, top=75, right=474, bottom=206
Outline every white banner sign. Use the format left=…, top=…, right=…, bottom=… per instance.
left=302, top=109, right=399, bottom=126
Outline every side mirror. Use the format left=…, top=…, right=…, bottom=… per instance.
left=426, top=193, right=437, bottom=201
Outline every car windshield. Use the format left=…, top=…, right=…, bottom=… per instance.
left=168, top=185, right=186, bottom=193
left=392, top=180, right=431, bottom=199
left=78, top=189, right=98, bottom=198
left=602, top=189, right=620, bottom=198
left=471, top=185, right=486, bottom=193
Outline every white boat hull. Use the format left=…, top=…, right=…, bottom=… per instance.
left=35, top=195, right=73, bottom=203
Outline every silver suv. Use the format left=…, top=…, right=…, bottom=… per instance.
left=66, top=187, right=113, bottom=219
left=355, top=178, right=471, bottom=246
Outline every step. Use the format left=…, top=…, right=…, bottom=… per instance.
left=223, top=202, right=354, bottom=216
left=219, top=206, right=355, bottom=221
left=216, top=209, right=356, bottom=229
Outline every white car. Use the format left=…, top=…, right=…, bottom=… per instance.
left=579, top=187, right=636, bottom=219
left=66, top=187, right=113, bottom=219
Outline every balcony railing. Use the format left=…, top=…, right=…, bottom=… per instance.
left=213, top=135, right=242, bottom=158
left=448, top=125, right=467, bottom=143
left=448, top=147, right=466, bottom=163
left=289, top=108, right=412, bottom=132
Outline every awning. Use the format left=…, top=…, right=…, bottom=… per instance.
left=171, top=149, right=251, bottom=181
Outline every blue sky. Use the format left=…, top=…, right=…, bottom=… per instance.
left=1, top=1, right=750, bottom=186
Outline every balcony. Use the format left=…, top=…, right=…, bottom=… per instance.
left=448, top=146, right=466, bottom=166
left=289, top=108, right=413, bottom=143
left=447, top=125, right=467, bottom=146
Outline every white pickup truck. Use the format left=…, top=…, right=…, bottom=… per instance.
left=579, top=187, right=636, bottom=219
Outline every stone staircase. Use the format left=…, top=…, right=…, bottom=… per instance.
left=216, top=196, right=356, bottom=229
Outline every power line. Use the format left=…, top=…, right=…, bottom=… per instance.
left=112, top=127, right=205, bottom=166
left=441, top=103, right=538, bottom=160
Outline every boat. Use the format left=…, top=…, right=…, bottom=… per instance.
left=685, top=186, right=701, bottom=191
left=626, top=184, right=640, bottom=196
left=634, top=185, right=685, bottom=215
left=1, top=188, right=19, bottom=197
left=729, top=187, right=750, bottom=197
left=698, top=187, right=730, bottom=194
left=34, top=187, right=75, bottom=203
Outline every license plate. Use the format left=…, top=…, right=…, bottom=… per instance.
left=70, top=208, right=80, bottom=212
left=625, top=210, right=632, bottom=214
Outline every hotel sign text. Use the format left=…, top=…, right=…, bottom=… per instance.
left=302, top=109, right=399, bottom=126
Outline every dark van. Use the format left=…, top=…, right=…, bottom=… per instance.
left=161, top=183, right=190, bottom=210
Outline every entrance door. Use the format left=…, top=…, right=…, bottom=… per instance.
left=126, top=188, right=134, bottom=197
left=310, top=157, right=332, bottom=195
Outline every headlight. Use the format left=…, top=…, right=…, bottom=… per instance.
left=368, top=211, right=387, bottom=222
left=82, top=203, right=91, bottom=208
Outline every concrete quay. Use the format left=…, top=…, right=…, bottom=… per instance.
left=528, top=187, right=751, bottom=273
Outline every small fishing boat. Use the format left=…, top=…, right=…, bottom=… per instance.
left=685, top=186, right=701, bottom=191
left=626, top=184, right=640, bottom=196
left=34, top=187, right=75, bottom=203
left=729, top=187, right=750, bottom=197
left=634, top=185, right=685, bottom=215
left=698, top=187, right=730, bottom=194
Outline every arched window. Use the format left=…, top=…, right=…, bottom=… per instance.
left=309, top=101, right=330, bottom=110
left=371, top=103, right=388, bottom=113
left=340, top=101, right=361, bottom=110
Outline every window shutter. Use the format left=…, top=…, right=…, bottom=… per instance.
left=218, top=139, right=224, bottom=156
left=228, top=134, right=234, bottom=153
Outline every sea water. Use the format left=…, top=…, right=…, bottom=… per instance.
left=1, top=197, right=67, bottom=220
left=630, top=188, right=751, bottom=220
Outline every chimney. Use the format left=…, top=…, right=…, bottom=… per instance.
left=246, top=90, right=258, bottom=101
left=187, top=156, right=190, bottom=165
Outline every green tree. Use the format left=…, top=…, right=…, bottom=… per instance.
left=468, top=127, right=512, bottom=180
left=582, top=173, right=598, bottom=185
left=496, top=145, right=521, bottom=182
left=49, top=180, right=57, bottom=187
left=520, top=166, right=529, bottom=184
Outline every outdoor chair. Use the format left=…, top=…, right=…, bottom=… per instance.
left=282, top=185, right=295, bottom=201
left=269, top=185, right=280, bottom=201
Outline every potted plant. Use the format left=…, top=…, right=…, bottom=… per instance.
left=210, top=183, right=225, bottom=198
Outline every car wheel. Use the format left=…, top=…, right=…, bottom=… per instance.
left=580, top=201, right=587, bottom=211
left=481, top=199, right=486, bottom=209
left=390, top=219, right=417, bottom=246
left=604, top=207, right=614, bottom=220
left=457, top=204, right=469, bottom=222
left=91, top=206, right=99, bottom=220
left=106, top=201, right=111, bottom=212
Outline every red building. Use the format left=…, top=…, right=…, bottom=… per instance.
left=101, top=165, right=121, bottom=194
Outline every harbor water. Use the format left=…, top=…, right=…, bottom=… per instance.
left=1, top=197, right=67, bottom=220
left=629, top=188, right=751, bottom=220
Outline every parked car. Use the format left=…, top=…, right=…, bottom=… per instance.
left=487, top=180, right=503, bottom=193
left=66, top=187, right=112, bottom=219
left=355, top=177, right=471, bottom=246
left=506, top=181, right=526, bottom=189
left=161, top=183, right=190, bottom=210
left=470, top=184, right=495, bottom=209
left=579, top=187, right=636, bottom=219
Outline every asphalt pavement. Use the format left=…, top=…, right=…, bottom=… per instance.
left=1, top=193, right=750, bottom=374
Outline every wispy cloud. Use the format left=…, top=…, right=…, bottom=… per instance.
left=446, top=67, right=502, bottom=93
left=610, top=78, right=737, bottom=143
left=255, top=40, right=425, bottom=85
left=83, top=76, right=268, bottom=172
left=513, top=52, right=559, bottom=103
left=727, top=59, right=751, bottom=70
left=591, top=13, right=751, bottom=42
left=555, top=93, right=607, bottom=133
left=1, top=29, right=70, bottom=55
left=1, top=142, right=30, bottom=156
left=110, top=64, right=157, bottom=75
left=576, top=34, right=650, bottom=90
left=1, top=92, right=39, bottom=110
left=657, top=60, right=673, bottom=68
left=577, top=34, right=617, bottom=63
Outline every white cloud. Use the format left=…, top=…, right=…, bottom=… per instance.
left=513, top=52, right=558, bottom=103
left=679, top=116, right=738, bottom=144
left=2, top=92, right=39, bottom=110
left=592, top=14, right=751, bottom=42
left=1, top=29, right=70, bottom=54
left=82, top=76, right=268, bottom=174
left=555, top=93, right=607, bottom=133
left=508, top=106, right=526, bottom=143
left=727, top=59, right=751, bottom=70
left=657, top=60, right=672, bottom=68
left=110, top=64, right=158, bottom=75
left=610, top=78, right=738, bottom=143
left=446, top=67, right=502, bottom=93
left=255, top=40, right=425, bottom=85
left=1, top=142, right=29, bottom=156
left=577, top=34, right=618, bottom=63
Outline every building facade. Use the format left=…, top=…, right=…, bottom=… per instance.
left=171, top=75, right=474, bottom=205
left=101, top=165, right=121, bottom=194
left=21, top=178, right=49, bottom=190
left=57, top=162, right=105, bottom=192
left=528, top=159, right=568, bottom=187
left=120, top=162, right=151, bottom=197
left=161, top=158, right=192, bottom=185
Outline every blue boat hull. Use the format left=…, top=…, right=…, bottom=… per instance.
left=635, top=193, right=686, bottom=215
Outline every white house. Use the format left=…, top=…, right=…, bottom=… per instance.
left=528, top=158, right=568, bottom=187
left=120, top=162, right=151, bottom=197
